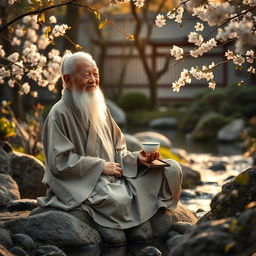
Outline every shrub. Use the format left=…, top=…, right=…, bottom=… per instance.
left=117, top=92, right=149, bottom=111
left=0, top=117, right=16, bottom=141
left=192, top=112, right=229, bottom=141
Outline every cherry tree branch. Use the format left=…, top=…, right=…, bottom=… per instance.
left=0, top=0, right=81, bottom=33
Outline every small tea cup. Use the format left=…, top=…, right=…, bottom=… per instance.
left=141, top=142, right=160, bottom=154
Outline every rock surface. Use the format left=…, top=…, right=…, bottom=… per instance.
left=181, top=164, right=201, bottom=189
left=106, top=99, right=126, bottom=127
left=134, top=131, right=172, bottom=148
left=208, top=166, right=256, bottom=220
left=124, top=133, right=142, bottom=152
left=0, top=174, right=20, bottom=207
left=217, top=118, right=245, bottom=142
left=169, top=208, right=256, bottom=256
left=10, top=152, right=46, bottom=199
left=149, top=117, right=178, bottom=129
left=23, top=211, right=101, bottom=248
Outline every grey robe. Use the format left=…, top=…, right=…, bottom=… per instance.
left=38, top=89, right=183, bottom=229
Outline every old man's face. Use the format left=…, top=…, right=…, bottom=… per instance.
left=72, top=59, right=100, bottom=93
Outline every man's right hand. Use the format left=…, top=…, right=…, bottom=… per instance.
left=102, top=162, right=123, bottom=178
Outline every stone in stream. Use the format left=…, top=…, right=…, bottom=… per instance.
left=0, top=228, right=13, bottom=249
left=9, top=247, right=28, bottom=256
left=149, top=117, right=178, bottom=129
left=166, top=235, right=184, bottom=250
left=208, top=166, right=256, bottom=221
left=126, top=220, right=153, bottom=242
left=168, top=208, right=256, bottom=256
left=4, top=210, right=101, bottom=248
left=133, top=131, right=172, bottom=149
left=170, top=222, right=193, bottom=234
left=34, top=245, right=67, bottom=256
left=180, top=164, right=201, bottom=189
left=11, top=233, right=36, bottom=253
left=208, top=161, right=227, bottom=171
left=0, top=245, right=14, bottom=256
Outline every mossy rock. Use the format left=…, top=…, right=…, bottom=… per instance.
left=192, top=112, right=229, bottom=141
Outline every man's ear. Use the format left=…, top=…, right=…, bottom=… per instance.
left=63, top=74, right=73, bottom=89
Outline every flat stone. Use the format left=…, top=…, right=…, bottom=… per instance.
left=11, top=233, right=36, bottom=253
left=94, top=223, right=126, bottom=246
left=126, top=221, right=153, bottom=242
left=0, top=228, right=12, bottom=249
left=34, top=245, right=67, bottom=256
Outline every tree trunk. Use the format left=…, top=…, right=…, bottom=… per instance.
left=148, top=78, right=158, bottom=110
left=63, top=5, right=79, bottom=51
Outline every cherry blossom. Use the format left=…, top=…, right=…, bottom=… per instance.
left=155, top=14, right=166, bottom=28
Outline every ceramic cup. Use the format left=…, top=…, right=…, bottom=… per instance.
left=141, top=141, right=160, bottom=154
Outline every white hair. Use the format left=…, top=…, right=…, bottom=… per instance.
left=60, top=51, right=97, bottom=88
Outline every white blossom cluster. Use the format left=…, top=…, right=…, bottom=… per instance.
left=155, top=0, right=256, bottom=91
left=110, top=0, right=145, bottom=8
left=0, top=14, right=65, bottom=96
left=225, top=49, right=255, bottom=73
left=172, top=62, right=216, bottom=92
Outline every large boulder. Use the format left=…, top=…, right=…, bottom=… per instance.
left=0, top=174, right=20, bottom=207
left=169, top=208, right=256, bottom=256
left=149, top=117, right=178, bottom=129
left=181, top=164, right=201, bottom=189
left=4, top=211, right=101, bottom=249
left=217, top=118, right=245, bottom=142
left=10, top=152, right=46, bottom=199
left=124, top=133, right=142, bottom=151
left=208, top=167, right=256, bottom=220
left=2, top=203, right=197, bottom=250
left=106, top=99, right=126, bottom=127
left=134, top=131, right=172, bottom=148
left=150, top=203, right=198, bottom=239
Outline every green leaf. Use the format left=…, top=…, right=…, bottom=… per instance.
left=8, top=26, right=14, bottom=33
left=99, top=19, right=108, bottom=30
left=127, top=34, right=135, bottom=41
left=44, top=26, right=52, bottom=38
left=94, top=11, right=101, bottom=20
left=38, top=12, right=46, bottom=23
left=235, top=172, right=249, bottom=185
left=224, top=241, right=236, bottom=253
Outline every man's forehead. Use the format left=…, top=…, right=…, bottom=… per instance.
left=76, top=59, right=98, bottom=70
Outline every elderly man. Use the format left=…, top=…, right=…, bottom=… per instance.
left=38, top=51, right=183, bottom=233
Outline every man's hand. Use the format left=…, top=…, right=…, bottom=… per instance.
left=138, top=150, right=159, bottom=163
left=103, top=162, right=123, bottom=178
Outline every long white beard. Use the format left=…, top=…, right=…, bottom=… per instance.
left=72, top=87, right=107, bottom=135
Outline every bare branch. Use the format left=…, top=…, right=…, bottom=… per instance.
left=0, top=0, right=79, bottom=33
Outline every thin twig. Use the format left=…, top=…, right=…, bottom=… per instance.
left=71, top=2, right=130, bottom=39
left=0, top=0, right=79, bottom=33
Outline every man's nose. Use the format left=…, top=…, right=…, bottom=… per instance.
left=88, top=75, right=96, bottom=83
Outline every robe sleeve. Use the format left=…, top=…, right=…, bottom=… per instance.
left=107, top=111, right=139, bottom=178
left=44, top=115, right=105, bottom=180
left=41, top=110, right=105, bottom=208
